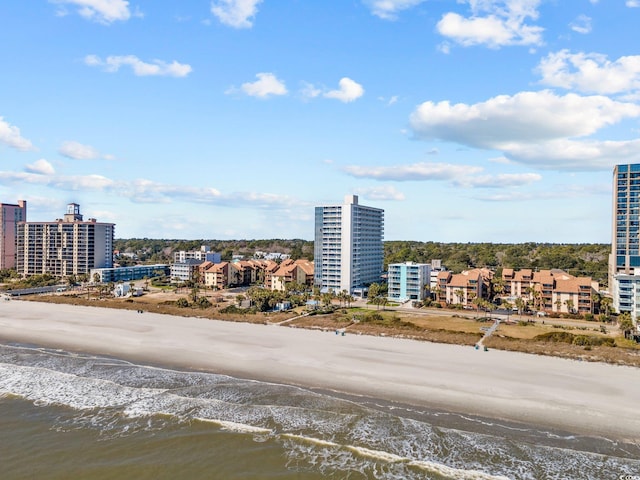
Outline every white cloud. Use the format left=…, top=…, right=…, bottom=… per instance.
left=343, top=161, right=541, bottom=189
left=409, top=90, right=640, bottom=170
left=300, top=82, right=322, bottom=100
left=355, top=186, right=405, bottom=201
left=363, top=0, right=426, bottom=20
left=378, top=95, right=399, bottom=106
left=211, top=0, right=262, bottom=28
left=50, top=0, right=132, bottom=24
left=489, top=156, right=512, bottom=164
left=0, top=169, right=300, bottom=209
left=324, top=78, right=364, bottom=103
left=436, top=0, right=544, bottom=48
left=59, top=141, right=106, bottom=160
left=411, top=90, right=639, bottom=146
left=454, top=172, right=541, bottom=188
left=236, top=73, right=287, bottom=98
left=500, top=138, right=640, bottom=170
left=343, top=162, right=483, bottom=181
left=84, top=55, right=192, bottom=77
left=569, top=14, right=591, bottom=34
left=0, top=117, right=35, bottom=151
left=627, top=1, right=640, bottom=7
left=537, top=50, right=640, bottom=95
left=25, top=159, right=55, bottom=175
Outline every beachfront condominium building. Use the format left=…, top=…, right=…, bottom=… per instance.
left=0, top=200, right=27, bottom=270
left=314, top=194, right=384, bottom=294
left=610, top=164, right=640, bottom=288
left=16, top=203, right=115, bottom=277
left=387, top=262, right=431, bottom=303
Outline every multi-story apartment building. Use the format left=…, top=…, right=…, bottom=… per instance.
left=501, top=269, right=598, bottom=314
left=610, top=164, right=640, bottom=332
left=387, top=262, right=431, bottom=302
left=0, top=200, right=27, bottom=270
left=267, top=259, right=314, bottom=292
left=170, top=258, right=204, bottom=282
left=173, top=246, right=221, bottom=264
left=314, top=195, right=384, bottom=294
left=613, top=271, right=640, bottom=322
left=16, top=203, right=114, bottom=277
left=610, top=163, right=640, bottom=294
left=435, top=268, right=493, bottom=306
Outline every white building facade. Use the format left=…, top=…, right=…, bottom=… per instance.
left=613, top=271, right=640, bottom=331
left=314, top=195, right=384, bottom=294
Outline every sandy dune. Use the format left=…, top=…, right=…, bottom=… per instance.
left=1, top=299, right=639, bottom=441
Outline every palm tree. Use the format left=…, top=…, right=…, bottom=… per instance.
left=600, top=296, right=613, bottom=320
left=618, top=312, right=635, bottom=339
left=454, top=289, right=464, bottom=306
left=515, top=297, right=526, bottom=318
left=554, top=298, right=562, bottom=313
left=564, top=299, right=575, bottom=314
left=321, top=292, right=333, bottom=308
left=502, top=300, right=513, bottom=321
left=591, top=292, right=601, bottom=314
left=423, top=283, right=432, bottom=301
left=379, top=297, right=388, bottom=311
left=472, top=296, right=483, bottom=318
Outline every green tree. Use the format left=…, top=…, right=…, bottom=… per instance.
left=454, top=289, right=464, bottom=305
left=321, top=292, right=333, bottom=308
left=367, top=283, right=381, bottom=299
left=618, top=313, right=635, bottom=339
left=564, top=299, right=575, bottom=314
left=515, top=297, right=526, bottom=317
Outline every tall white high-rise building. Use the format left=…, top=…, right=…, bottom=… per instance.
left=314, top=195, right=384, bottom=294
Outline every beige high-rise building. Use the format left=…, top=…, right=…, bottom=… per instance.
left=16, top=203, right=114, bottom=277
left=0, top=200, right=27, bottom=270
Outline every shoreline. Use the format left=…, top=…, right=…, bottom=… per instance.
left=1, top=299, right=639, bottom=442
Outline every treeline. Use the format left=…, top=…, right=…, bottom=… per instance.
left=114, top=239, right=610, bottom=285
left=114, top=238, right=314, bottom=264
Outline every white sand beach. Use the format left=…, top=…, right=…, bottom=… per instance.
left=1, top=299, right=639, bottom=441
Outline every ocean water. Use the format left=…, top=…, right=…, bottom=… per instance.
left=0, top=342, right=638, bottom=480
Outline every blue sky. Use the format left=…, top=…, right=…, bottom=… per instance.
left=1, top=0, right=639, bottom=243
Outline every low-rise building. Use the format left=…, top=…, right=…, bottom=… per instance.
left=502, top=268, right=598, bottom=314
left=613, top=271, right=640, bottom=332
left=173, top=246, right=221, bottom=264
left=435, top=268, right=493, bottom=306
left=170, top=259, right=204, bottom=282
left=387, top=262, right=431, bottom=302
left=91, top=264, right=169, bottom=283
left=267, top=259, right=314, bottom=292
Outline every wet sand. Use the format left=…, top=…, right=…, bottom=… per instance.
left=1, top=299, right=639, bottom=441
